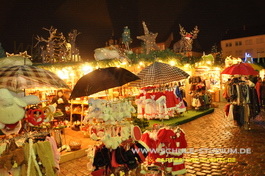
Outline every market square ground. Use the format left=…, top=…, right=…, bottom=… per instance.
left=58, top=102, right=265, bottom=176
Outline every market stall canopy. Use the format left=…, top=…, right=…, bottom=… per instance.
left=0, top=65, right=70, bottom=92
left=70, top=67, right=140, bottom=99
left=221, top=63, right=259, bottom=75
left=130, top=62, right=190, bottom=87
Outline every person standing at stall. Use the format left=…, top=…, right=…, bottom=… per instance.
left=51, top=90, right=70, bottom=121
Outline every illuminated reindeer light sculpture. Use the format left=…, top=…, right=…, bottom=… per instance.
left=173, top=25, right=199, bottom=56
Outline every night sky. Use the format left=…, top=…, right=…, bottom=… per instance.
left=0, top=0, right=265, bottom=61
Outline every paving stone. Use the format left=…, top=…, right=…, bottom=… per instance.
left=186, top=165, right=194, bottom=169
left=210, top=163, right=221, bottom=166
left=186, top=169, right=196, bottom=174
left=211, top=172, right=222, bottom=176
left=220, top=167, right=228, bottom=172
left=186, top=174, right=197, bottom=176
left=185, top=162, right=193, bottom=165
left=201, top=163, right=211, bottom=167
left=191, top=162, right=201, bottom=165
left=192, top=164, right=202, bottom=168
left=210, top=169, right=222, bottom=173
left=193, top=167, right=202, bottom=171
left=210, top=165, right=220, bottom=169
left=195, top=172, right=207, bottom=175
left=198, top=154, right=208, bottom=157
left=238, top=161, right=248, bottom=166
left=201, top=170, right=212, bottom=174
left=221, top=171, right=228, bottom=175
left=201, top=166, right=211, bottom=170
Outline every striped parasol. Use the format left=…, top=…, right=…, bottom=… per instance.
left=0, top=65, right=70, bottom=92
left=130, top=62, right=190, bottom=87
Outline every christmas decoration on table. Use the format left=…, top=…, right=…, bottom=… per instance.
left=137, top=21, right=160, bottom=54
left=53, top=111, right=64, bottom=118
left=69, top=140, right=82, bottom=151
left=36, top=120, right=68, bottom=131
left=83, top=98, right=136, bottom=125
left=122, top=26, right=132, bottom=51
left=25, top=104, right=58, bottom=128
left=25, top=108, right=45, bottom=126
left=173, top=24, right=199, bottom=56
left=85, top=98, right=150, bottom=175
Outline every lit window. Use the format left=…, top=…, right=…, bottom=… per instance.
left=236, top=41, right=242, bottom=46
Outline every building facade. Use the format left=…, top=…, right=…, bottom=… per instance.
left=221, top=26, right=265, bottom=60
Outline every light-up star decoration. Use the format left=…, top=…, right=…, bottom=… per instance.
left=137, top=21, right=159, bottom=54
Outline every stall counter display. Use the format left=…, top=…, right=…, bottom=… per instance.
left=140, top=125, right=188, bottom=175
left=0, top=134, right=60, bottom=176
left=79, top=98, right=155, bottom=175
left=223, top=77, right=260, bottom=130
left=134, top=84, right=188, bottom=120
left=69, top=99, right=88, bottom=124
left=208, top=89, right=220, bottom=102
left=188, top=76, right=212, bottom=110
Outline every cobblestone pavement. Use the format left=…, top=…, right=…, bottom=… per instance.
left=59, top=102, right=265, bottom=176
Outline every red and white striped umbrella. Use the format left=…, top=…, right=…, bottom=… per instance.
left=0, top=65, right=70, bottom=92
left=130, top=62, right=190, bottom=87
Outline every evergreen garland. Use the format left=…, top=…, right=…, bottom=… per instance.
left=127, top=49, right=200, bottom=66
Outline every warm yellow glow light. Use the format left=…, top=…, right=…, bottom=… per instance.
left=121, top=61, right=127, bottom=65
left=184, top=64, right=191, bottom=68
left=70, top=72, right=75, bottom=76
left=206, top=61, right=212, bottom=65
left=169, top=60, right=176, bottom=66
left=57, top=70, right=69, bottom=79
left=82, top=65, right=93, bottom=74
left=214, top=67, right=221, bottom=71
